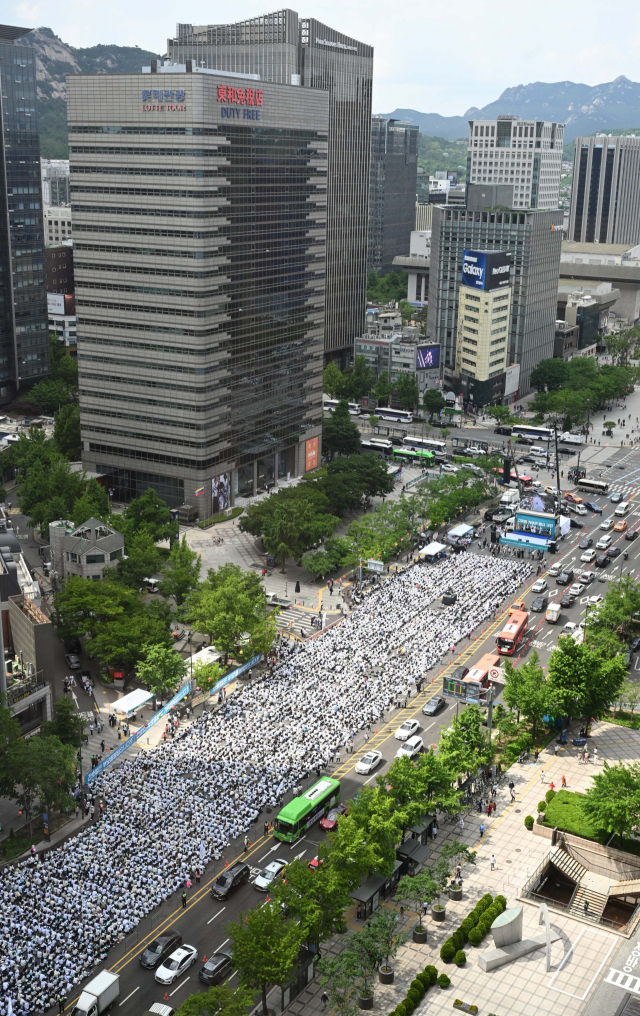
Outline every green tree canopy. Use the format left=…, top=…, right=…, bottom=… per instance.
left=228, top=902, right=305, bottom=1016
left=581, top=760, right=640, bottom=845
left=42, top=697, right=86, bottom=747
left=240, top=486, right=340, bottom=571
left=374, top=372, right=392, bottom=407
left=53, top=575, right=141, bottom=641
left=185, top=563, right=274, bottom=659
left=71, top=478, right=110, bottom=527
left=158, top=535, right=202, bottom=605
left=122, top=486, right=178, bottom=544
left=423, top=388, right=445, bottom=420
left=547, top=637, right=628, bottom=722
left=175, top=985, right=252, bottom=1016
left=366, top=270, right=407, bottom=304
left=115, top=531, right=163, bottom=589
left=0, top=694, right=21, bottom=798
left=323, top=400, right=362, bottom=458
left=53, top=403, right=81, bottom=459
left=395, top=372, right=419, bottom=412
left=136, top=643, right=186, bottom=702
left=323, top=361, right=344, bottom=398
left=87, top=609, right=173, bottom=671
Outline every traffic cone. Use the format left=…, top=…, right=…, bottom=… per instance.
left=164, top=994, right=169, bottom=1001
left=203, top=954, right=207, bottom=962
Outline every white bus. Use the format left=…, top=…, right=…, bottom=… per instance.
left=375, top=407, right=414, bottom=424
left=361, top=437, right=393, bottom=455
left=323, top=398, right=361, bottom=416
left=511, top=424, right=553, bottom=442
left=577, top=478, right=609, bottom=495
left=401, top=434, right=447, bottom=455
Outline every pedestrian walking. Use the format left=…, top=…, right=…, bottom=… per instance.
left=321, top=991, right=329, bottom=1010
left=561, top=774, right=567, bottom=788
left=594, top=748, right=598, bottom=765
left=540, top=769, right=545, bottom=783
left=534, top=748, right=539, bottom=763
left=356, top=903, right=362, bottom=920
left=479, top=823, right=485, bottom=838
left=490, top=854, right=495, bottom=871
left=554, top=743, right=559, bottom=756
left=459, top=817, right=464, bottom=833
left=243, top=834, right=249, bottom=852
left=264, top=820, right=269, bottom=838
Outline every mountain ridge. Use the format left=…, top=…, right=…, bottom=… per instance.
left=382, top=75, right=640, bottom=142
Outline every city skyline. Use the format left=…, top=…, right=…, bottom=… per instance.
left=8, top=0, right=640, bottom=117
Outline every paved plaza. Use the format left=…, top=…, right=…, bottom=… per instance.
left=285, top=720, right=640, bottom=1016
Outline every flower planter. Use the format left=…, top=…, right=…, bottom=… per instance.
left=379, top=966, right=394, bottom=984
left=453, top=1002, right=478, bottom=1014
left=357, top=993, right=374, bottom=1010
left=432, top=905, right=446, bottom=922
left=449, top=887, right=463, bottom=901
left=413, top=927, right=428, bottom=943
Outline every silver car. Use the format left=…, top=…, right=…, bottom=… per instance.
left=254, top=859, right=287, bottom=891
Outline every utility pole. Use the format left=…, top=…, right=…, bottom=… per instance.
left=554, top=422, right=562, bottom=499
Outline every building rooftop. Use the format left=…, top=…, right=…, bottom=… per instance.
left=562, top=241, right=635, bottom=256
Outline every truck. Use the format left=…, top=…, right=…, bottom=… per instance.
left=545, top=602, right=561, bottom=625
left=560, top=432, right=583, bottom=446
left=70, top=971, right=120, bottom=1016
left=500, top=490, right=520, bottom=508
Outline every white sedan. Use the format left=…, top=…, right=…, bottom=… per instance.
left=355, top=749, right=383, bottom=775
left=600, top=518, right=614, bottom=530
left=254, top=859, right=288, bottom=891
left=580, top=549, right=596, bottom=563
left=588, top=594, right=604, bottom=605
left=569, top=582, right=585, bottom=597
left=395, top=735, right=424, bottom=759
left=531, top=579, right=547, bottom=593
left=574, top=504, right=588, bottom=516
left=441, top=463, right=458, bottom=473
left=394, top=719, right=420, bottom=741
left=155, top=945, right=198, bottom=984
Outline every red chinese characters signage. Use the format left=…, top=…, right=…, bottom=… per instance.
left=217, top=85, right=263, bottom=106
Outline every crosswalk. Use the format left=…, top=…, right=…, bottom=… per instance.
left=272, top=603, right=342, bottom=638
left=603, top=483, right=640, bottom=497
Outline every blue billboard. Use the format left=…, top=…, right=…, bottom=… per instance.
left=462, top=250, right=510, bottom=291
left=416, top=345, right=440, bottom=369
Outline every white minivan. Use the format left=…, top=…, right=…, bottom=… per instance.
left=596, top=535, right=612, bottom=550
left=614, top=501, right=629, bottom=517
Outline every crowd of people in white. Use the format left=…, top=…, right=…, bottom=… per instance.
left=0, top=551, right=531, bottom=1015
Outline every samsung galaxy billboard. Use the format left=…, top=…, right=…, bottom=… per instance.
left=461, top=250, right=511, bottom=291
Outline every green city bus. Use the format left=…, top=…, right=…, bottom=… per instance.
left=273, top=777, right=341, bottom=842
left=392, top=447, right=435, bottom=466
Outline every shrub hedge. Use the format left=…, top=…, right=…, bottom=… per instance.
left=454, top=950, right=467, bottom=966
left=387, top=963, right=441, bottom=1016
left=437, top=973, right=451, bottom=988
left=524, top=815, right=534, bottom=830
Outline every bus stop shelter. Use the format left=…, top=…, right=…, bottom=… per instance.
left=396, top=838, right=431, bottom=876
left=351, top=861, right=403, bottom=918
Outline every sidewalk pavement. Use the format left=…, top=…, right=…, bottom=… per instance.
left=280, top=719, right=640, bottom=1016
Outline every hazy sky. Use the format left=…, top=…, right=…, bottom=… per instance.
left=11, top=0, right=640, bottom=115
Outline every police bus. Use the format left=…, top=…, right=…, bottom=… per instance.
left=401, top=434, right=446, bottom=455
left=323, top=398, right=361, bottom=416
left=273, top=777, right=341, bottom=843
left=375, top=407, right=414, bottom=424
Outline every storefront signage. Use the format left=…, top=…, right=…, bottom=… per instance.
left=217, top=86, right=263, bottom=106
left=305, top=437, right=319, bottom=472
left=141, top=88, right=186, bottom=112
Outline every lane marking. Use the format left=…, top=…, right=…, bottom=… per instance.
left=363, top=774, right=377, bottom=784
left=118, top=988, right=140, bottom=1007
left=217, top=938, right=230, bottom=950
left=169, top=977, right=190, bottom=997
left=207, top=907, right=226, bottom=925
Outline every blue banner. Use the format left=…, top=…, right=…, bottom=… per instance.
left=84, top=682, right=190, bottom=784
left=208, top=654, right=262, bottom=696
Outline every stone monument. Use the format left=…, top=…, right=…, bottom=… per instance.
left=477, top=903, right=561, bottom=972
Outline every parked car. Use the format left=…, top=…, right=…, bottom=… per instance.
left=422, top=696, right=447, bottom=716
left=569, top=582, right=585, bottom=597
left=320, top=803, right=348, bottom=832
left=556, top=569, right=574, bottom=586
left=579, top=571, right=596, bottom=585
left=548, top=563, right=562, bottom=577
left=574, top=504, right=588, bottom=515
left=395, top=735, right=424, bottom=759
left=139, top=930, right=182, bottom=970
left=450, top=666, right=469, bottom=682
left=254, top=859, right=288, bottom=891
left=531, top=595, right=549, bottom=612
left=588, top=594, right=604, bottom=606
left=65, top=654, right=81, bottom=669
left=64, top=637, right=82, bottom=654
left=596, top=534, right=612, bottom=549
left=210, top=862, right=250, bottom=901
left=570, top=518, right=584, bottom=530
left=493, top=426, right=512, bottom=436
left=155, top=945, right=198, bottom=985
left=564, top=493, right=583, bottom=504
left=198, top=949, right=234, bottom=987
left=355, top=750, right=383, bottom=775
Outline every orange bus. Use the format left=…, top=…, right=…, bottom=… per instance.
left=443, top=652, right=502, bottom=702
left=463, top=652, right=503, bottom=690
left=496, top=610, right=529, bottom=655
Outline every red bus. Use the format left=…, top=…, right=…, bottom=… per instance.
left=496, top=610, right=529, bottom=655
left=496, top=468, right=533, bottom=488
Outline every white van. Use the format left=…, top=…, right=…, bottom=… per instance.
left=614, top=501, right=629, bottom=517
left=530, top=447, right=547, bottom=458
left=596, top=535, right=612, bottom=550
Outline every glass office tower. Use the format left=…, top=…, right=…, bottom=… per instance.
left=68, top=68, right=327, bottom=517
left=0, top=26, right=49, bottom=404
left=368, top=117, right=419, bottom=275
left=168, top=11, right=373, bottom=363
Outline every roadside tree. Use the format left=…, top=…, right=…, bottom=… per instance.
left=228, top=902, right=304, bottom=1016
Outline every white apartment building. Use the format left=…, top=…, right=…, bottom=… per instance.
left=44, top=205, right=72, bottom=244
left=467, top=116, right=563, bottom=209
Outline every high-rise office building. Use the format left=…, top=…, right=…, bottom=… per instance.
left=167, top=11, right=373, bottom=363
left=427, top=185, right=563, bottom=401
left=467, top=116, right=563, bottom=210
left=0, top=25, right=49, bottom=404
left=568, top=135, right=640, bottom=245
left=41, top=159, right=70, bottom=209
left=67, top=66, right=327, bottom=517
left=367, top=117, right=418, bottom=275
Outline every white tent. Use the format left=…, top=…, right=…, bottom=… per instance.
left=112, top=688, right=154, bottom=714
left=448, top=523, right=473, bottom=539
left=558, top=515, right=571, bottom=537
left=418, top=541, right=447, bottom=559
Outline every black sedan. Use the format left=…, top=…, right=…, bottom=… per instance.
left=625, top=529, right=639, bottom=542
left=570, top=518, right=584, bottom=530
left=607, top=546, right=621, bottom=559
left=595, top=553, right=609, bottom=568
left=559, top=592, right=575, bottom=608
left=139, top=929, right=182, bottom=969
left=199, top=950, right=234, bottom=986
left=583, top=501, right=603, bottom=514
left=578, top=537, right=593, bottom=550
left=531, top=595, right=549, bottom=612
left=423, top=696, right=447, bottom=716
left=629, top=636, right=640, bottom=654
